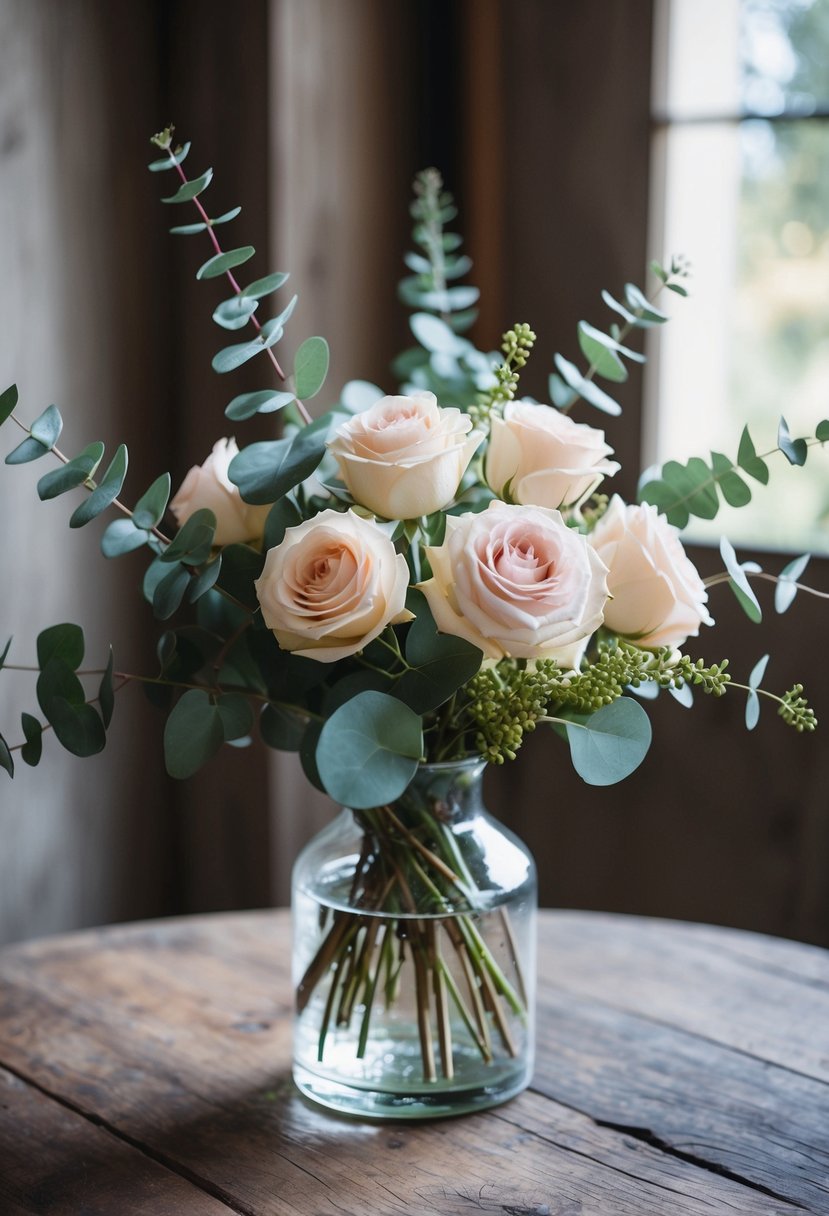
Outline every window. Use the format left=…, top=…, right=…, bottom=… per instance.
left=647, top=0, right=829, bottom=554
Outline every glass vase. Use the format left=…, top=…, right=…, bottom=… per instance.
left=291, top=758, right=536, bottom=1119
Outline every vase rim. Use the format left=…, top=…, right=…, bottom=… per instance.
left=416, top=756, right=486, bottom=773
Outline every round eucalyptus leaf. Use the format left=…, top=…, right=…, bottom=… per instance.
left=20, top=713, right=43, bottom=767
left=163, top=689, right=225, bottom=779
left=293, top=336, right=330, bottom=400
left=565, top=697, right=652, bottom=787
left=317, top=691, right=422, bottom=809
left=241, top=271, right=289, bottom=300
left=37, top=624, right=84, bottom=672
left=0, top=384, right=18, bottom=426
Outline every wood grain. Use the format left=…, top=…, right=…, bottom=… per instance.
left=0, top=910, right=826, bottom=1214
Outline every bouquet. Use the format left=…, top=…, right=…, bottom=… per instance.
left=1, top=129, right=824, bottom=1114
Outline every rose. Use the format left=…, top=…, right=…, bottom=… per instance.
left=419, top=500, right=609, bottom=666
left=254, top=509, right=412, bottom=662
left=588, top=495, right=713, bottom=649
left=170, top=437, right=269, bottom=546
left=486, top=401, right=620, bottom=510
left=326, top=390, right=483, bottom=519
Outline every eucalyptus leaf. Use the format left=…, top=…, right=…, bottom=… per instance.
left=241, top=271, right=289, bottom=300
left=196, top=245, right=255, bottom=281
left=293, top=336, right=330, bottom=400
left=20, top=713, right=43, bottom=766
left=69, top=445, right=128, bottom=528
left=101, top=518, right=150, bottom=558
left=720, top=536, right=762, bottom=623
left=169, top=221, right=209, bottom=236
left=153, top=563, right=191, bottom=619
left=99, top=649, right=115, bottom=729
left=565, top=697, right=652, bottom=786
left=710, top=452, right=751, bottom=509
left=161, top=168, right=213, bottom=203
left=0, top=735, right=13, bottom=778
left=0, top=384, right=18, bottom=426
left=410, top=313, right=466, bottom=355
left=148, top=141, right=191, bottom=171
left=736, top=426, right=769, bottom=485
left=225, top=389, right=294, bottom=421
left=161, top=508, right=216, bottom=566
left=30, top=404, right=63, bottom=449
left=188, top=555, right=223, bottom=603
left=553, top=354, right=622, bottom=416
left=263, top=498, right=302, bottom=550
left=133, top=472, right=171, bottom=530
left=623, top=284, right=668, bottom=324
left=37, top=441, right=105, bottom=500
left=316, top=690, right=423, bottom=809
left=5, top=435, right=52, bottom=465
left=228, top=417, right=329, bottom=506
left=745, top=689, right=761, bottom=731
left=212, top=206, right=242, bottom=226
left=213, top=296, right=259, bottom=331
left=775, top=553, right=810, bottom=614
left=816, top=419, right=829, bottom=443
left=163, top=689, right=225, bottom=779
left=395, top=590, right=482, bottom=713
left=778, top=416, right=808, bottom=467
left=37, top=623, right=84, bottom=672
left=749, top=653, right=769, bottom=690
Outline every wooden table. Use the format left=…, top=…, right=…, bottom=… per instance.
left=0, top=910, right=827, bottom=1215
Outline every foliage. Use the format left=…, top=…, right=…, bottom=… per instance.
left=0, top=134, right=823, bottom=804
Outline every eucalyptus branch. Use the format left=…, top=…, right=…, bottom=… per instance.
left=9, top=410, right=172, bottom=546
left=157, top=133, right=313, bottom=426
left=704, top=570, right=829, bottom=600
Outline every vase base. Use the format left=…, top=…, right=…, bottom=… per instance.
left=293, top=1061, right=532, bottom=1120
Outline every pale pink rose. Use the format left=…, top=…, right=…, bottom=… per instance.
left=589, top=495, right=713, bottom=649
left=255, top=509, right=412, bottom=662
left=170, top=438, right=269, bottom=547
left=419, top=500, right=609, bottom=666
left=326, top=390, right=483, bottom=519
left=486, top=401, right=620, bottom=510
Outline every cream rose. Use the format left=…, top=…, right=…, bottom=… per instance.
left=326, top=390, right=483, bottom=519
left=419, top=500, right=609, bottom=666
left=254, top=509, right=412, bottom=662
left=589, top=495, right=713, bottom=649
left=486, top=401, right=620, bottom=510
left=170, top=438, right=269, bottom=546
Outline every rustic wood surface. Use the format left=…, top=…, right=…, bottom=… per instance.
left=0, top=910, right=827, bottom=1215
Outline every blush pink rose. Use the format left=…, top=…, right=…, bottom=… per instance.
left=589, top=495, right=713, bottom=649
left=254, top=509, right=412, bottom=662
left=326, top=390, right=483, bottom=519
left=486, top=401, right=620, bottom=510
left=170, top=438, right=269, bottom=547
left=419, top=500, right=609, bottom=666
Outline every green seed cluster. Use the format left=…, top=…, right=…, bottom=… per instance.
left=671, top=654, right=731, bottom=696
left=778, top=684, right=817, bottom=731
left=463, top=660, right=561, bottom=764
left=469, top=323, right=536, bottom=427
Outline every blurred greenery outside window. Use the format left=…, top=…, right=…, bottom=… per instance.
left=646, top=0, right=829, bottom=554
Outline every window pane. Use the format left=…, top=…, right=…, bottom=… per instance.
left=648, top=3, right=829, bottom=555
left=742, top=0, right=829, bottom=114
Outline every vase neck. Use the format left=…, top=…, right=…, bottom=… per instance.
left=384, top=759, right=487, bottom=825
